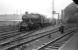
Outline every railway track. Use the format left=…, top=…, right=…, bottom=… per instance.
left=0, top=25, right=60, bottom=42
left=0, top=25, right=54, bottom=38
left=0, top=24, right=74, bottom=40
left=0, top=25, right=76, bottom=50
left=10, top=27, right=77, bottom=50
left=0, top=30, right=18, bottom=36
left=0, top=26, right=58, bottom=46
left=37, top=29, right=76, bottom=50
left=0, top=25, right=59, bottom=50
left=0, top=25, right=18, bottom=33
left=0, top=24, right=75, bottom=40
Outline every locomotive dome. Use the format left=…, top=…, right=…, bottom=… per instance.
left=63, top=2, right=78, bottom=24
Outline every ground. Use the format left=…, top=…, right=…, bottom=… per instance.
left=59, top=31, right=78, bottom=50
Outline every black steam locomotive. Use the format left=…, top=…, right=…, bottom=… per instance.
left=19, top=12, right=51, bottom=31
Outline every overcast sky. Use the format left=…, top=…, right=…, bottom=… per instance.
left=0, top=0, right=73, bottom=18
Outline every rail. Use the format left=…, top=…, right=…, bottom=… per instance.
left=37, top=28, right=78, bottom=50
left=0, top=25, right=77, bottom=50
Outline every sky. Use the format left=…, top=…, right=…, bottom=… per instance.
left=0, top=0, right=73, bottom=18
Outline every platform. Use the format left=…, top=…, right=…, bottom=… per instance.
left=59, top=31, right=78, bottom=50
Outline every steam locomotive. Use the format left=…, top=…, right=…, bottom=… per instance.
left=19, top=12, right=52, bottom=31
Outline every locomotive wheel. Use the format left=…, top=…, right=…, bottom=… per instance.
left=33, top=24, right=41, bottom=29
left=25, top=27, right=30, bottom=31
left=19, top=28, right=24, bottom=32
left=19, top=26, right=27, bottom=32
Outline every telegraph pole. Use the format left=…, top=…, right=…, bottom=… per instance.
left=52, top=0, right=54, bottom=18
left=52, top=0, right=57, bottom=25
left=61, top=10, right=64, bottom=24
left=52, top=0, right=61, bottom=25
left=52, top=0, right=56, bottom=25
